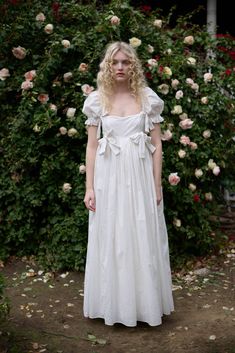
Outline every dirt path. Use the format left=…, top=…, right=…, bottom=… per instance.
left=0, top=243, right=235, bottom=353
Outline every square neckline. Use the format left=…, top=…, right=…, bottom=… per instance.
left=102, top=111, right=144, bottom=119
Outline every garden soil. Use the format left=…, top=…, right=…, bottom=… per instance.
left=0, top=241, right=234, bottom=353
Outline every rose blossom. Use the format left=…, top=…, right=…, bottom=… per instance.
left=168, top=172, right=180, bottom=186
left=63, top=72, right=73, bottom=82
left=187, top=57, right=196, bottom=65
left=190, top=142, right=198, bottom=150
left=178, top=149, right=186, bottom=158
left=49, top=104, right=57, bottom=112
left=61, top=39, right=70, bottom=48
left=204, top=72, right=213, bottom=83
left=183, top=35, right=195, bottom=45
left=165, top=48, right=172, bottom=55
left=195, top=168, right=203, bottom=178
left=161, top=129, right=172, bottom=141
left=12, top=46, right=26, bottom=59
left=147, top=45, right=154, bottom=53
left=201, top=96, right=208, bottom=104
left=213, top=166, right=220, bottom=176
left=67, top=128, right=78, bottom=137
left=21, top=80, right=33, bottom=90
left=175, top=90, right=183, bottom=99
left=66, top=108, right=76, bottom=118
left=208, top=159, right=216, bottom=170
left=44, top=24, right=53, bottom=34
left=179, top=113, right=188, bottom=120
left=36, top=12, right=46, bottom=22
left=59, top=127, right=67, bottom=135
left=81, top=84, right=94, bottom=96
left=0, top=68, right=10, bottom=81
left=171, top=105, right=183, bottom=115
left=186, top=78, right=194, bottom=86
left=147, top=58, right=158, bottom=68
left=180, top=135, right=191, bottom=145
left=62, top=183, right=72, bottom=193
left=110, top=15, right=120, bottom=25
left=163, top=66, right=172, bottom=76
left=179, top=118, right=194, bottom=130
left=33, top=124, right=40, bottom=132
left=38, top=93, right=49, bottom=104
left=78, top=63, right=88, bottom=72
left=24, top=70, right=36, bottom=81
left=189, top=183, right=196, bottom=192
left=157, top=84, right=169, bottom=95
left=171, top=79, right=179, bottom=89
left=79, top=164, right=86, bottom=174
left=203, top=130, right=211, bottom=138
left=191, top=83, right=199, bottom=91
left=205, top=192, right=213, bottom=201
left=153, top=19, right=162, bottom=28
left=129, top=37, right=142, bottom=48
left=173, top=218, right=181, bottom=227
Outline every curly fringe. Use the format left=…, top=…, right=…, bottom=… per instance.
left=97, top=41, right=147, bottom=111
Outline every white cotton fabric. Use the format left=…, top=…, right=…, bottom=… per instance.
left=82, top=87, right=174, bottom=327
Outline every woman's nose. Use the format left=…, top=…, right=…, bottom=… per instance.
left=117, top=61, right=123, bottom=69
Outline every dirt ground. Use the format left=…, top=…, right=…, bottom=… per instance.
left=0, top=241, right=235, bottom=353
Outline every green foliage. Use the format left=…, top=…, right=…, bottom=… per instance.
left=0, top=273, right=9, bottom=320
left=0, top=0, right=234, bottom=269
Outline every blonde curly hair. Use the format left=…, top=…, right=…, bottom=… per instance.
left=97, top=41, right=147, bottom=111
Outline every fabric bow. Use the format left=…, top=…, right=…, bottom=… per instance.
left=98, top=130, right=120, bottom=156
left=130, top=132, right=156, bottom=158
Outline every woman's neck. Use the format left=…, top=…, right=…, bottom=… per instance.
left=112, top=82, right=130, bottom=94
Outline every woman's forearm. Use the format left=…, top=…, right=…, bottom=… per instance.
left=152, top=142, right=162, bottom=188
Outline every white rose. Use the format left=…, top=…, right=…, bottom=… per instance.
left=204, top=72, right=213, bottom=83
left=179, top=118, right=194, bottom=130
left=165, top=48, right=172, bottom=55
left=44, top=24, right=54, bottom=34
left=79, top=165, right=86, bottom=174
left=33, top=124, right=41, bottom=132
left=61, top=39, right=70, bottom=48
left=36, top=12, right=46, bottom=22
left=147, top=45, right=154, bottom=53
left=189, top=183, right=197, bottom=192
left=175, top=90, right=183, bottom=99
left=66, top=108, right=76, bottom=118
left=153, top=19, right=162, bottom=28
left=163, top=66, right=172, bottom=76
left=205, top=192, right=213, bottom=201
left=173, top=218, right=181, bottom=227
left=178, top=149, right=186, bottom=158
left=62, top=183, right=72, bottom=193
left=81, top=84, right=94, bottom=96
left=129, top=37, right=142, bottom=48
left=110, top=15, right=120, bottom=26
left=201, top=96, right=208, bottom=104
left=0, top=68, right=10, bottom=81
left=147, top=58, right=158, bottom=68
left=157, top=84, right=169, bottom=95
left=49, top=103, right=57, bottom=112
left=63, top=72, right=73, bottom=82
left=161, top=129, right=172, bottom=141
left=59, top=127, right=67, bottom=135
left=67, top=128, right=78, bottom=137
left=171, top=105, right=183, bottom=115
left=203, top=130, right=211, bottom=138
left=190, top=142, right=198, bottom=150
left=186, top=78, right=194, bottom=86
left=191, top=83, right=199, bottom=91
left=208, top=159, right=216, bottom=170
left=179, top=113, right=188, bottom=120
left=183, top=36, right=195, bottom=45
left=187, top=57, right=196, bottom=65
left=195, top=168, right=203, bottom=178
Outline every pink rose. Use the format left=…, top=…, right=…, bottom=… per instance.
left=161, top=129, right=172, bottom=141
left=171, top=79, right=179, bottom=89
left=12, top=46, right=26, bottom=59
left=21, top=80, right=33, bottom=90
left=179, top=118, right=194, bottom=130
left=24, top=70, right=36, bottom=81
left=180, top=135, right=191, bottom=146
left=44, top=24, right=53, bottom=34
left=38, top=93, right=49, bottom=104
left=36, top=12, right=46, bottom=22
left=81, top=84, right=94, bottom=96
left=190, top=142, right=198, bottom=150
left=59, top=127, right=67, bottom=135
left=78, top=63, right=88, bottom=72
left=213, top=166, right=220, bottom=176
left=168, top=172, right=180, bottom=186
left=63, top=72, right=73, bottom=82
left=110, top=16, right=120, bottom=25
left=204, top=72, right=213, bottom=83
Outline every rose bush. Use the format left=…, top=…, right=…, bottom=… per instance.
left=0, top=0, right=234, bottom=269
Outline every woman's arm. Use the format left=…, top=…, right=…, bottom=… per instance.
left=83, top=126, right=98, bottom=212
left=150, top=123, right=163, bottom=205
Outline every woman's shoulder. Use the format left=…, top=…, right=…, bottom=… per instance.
left=82, top=90, right=102, bottom=117
left=143, top=86, right=162, bottom=101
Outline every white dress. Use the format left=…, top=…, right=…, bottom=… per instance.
left=82, top=86, right=174, bottom=327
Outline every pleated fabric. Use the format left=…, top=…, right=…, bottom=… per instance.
left=82, top=87, right=174, bottom=326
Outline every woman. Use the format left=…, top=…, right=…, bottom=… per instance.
left=82, top=41, right=174, bottom=327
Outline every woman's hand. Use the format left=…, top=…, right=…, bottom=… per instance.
left=84, top=188, right=96, bottom=212
left=156, top=185, right=162, bottom=206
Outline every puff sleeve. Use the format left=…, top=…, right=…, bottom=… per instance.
left=143, top=87, right=164, bottom=132
left=82, top=91, right=102, bottom=138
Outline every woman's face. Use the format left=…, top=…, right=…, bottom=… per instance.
left=111, top=50, right=131, bottom=83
